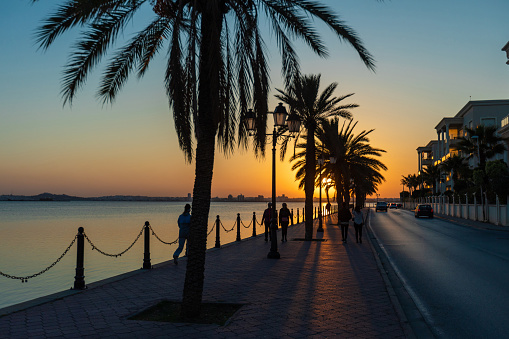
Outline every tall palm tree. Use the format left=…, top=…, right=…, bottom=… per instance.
left=33, top=0, right=375, bottom=317
left=275, top=74, right=357, bottom=240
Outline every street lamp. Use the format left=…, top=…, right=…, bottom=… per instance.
left=245, top=103, right=301, bottom=258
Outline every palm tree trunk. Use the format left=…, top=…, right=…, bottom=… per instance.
left=182, top=131, right=215, bottom=318
left=304, top=126, right=315, bottom=240
left=181, top=3, right=222, bottom=318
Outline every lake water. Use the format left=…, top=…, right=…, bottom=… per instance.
left=0, top=200, right=326, bottom=309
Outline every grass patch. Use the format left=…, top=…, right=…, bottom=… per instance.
left=129, top=300, right=243, bottom=325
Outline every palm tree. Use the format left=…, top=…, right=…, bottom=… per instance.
left=401, top=175, right=410, bottom=195
left=275, top=74, right=358, bottom=240
left=459, top=125, right=506, bottom=168
left=439, top=154, right=470, bottom=190
left=298, top=118, right=386, bottom=208
left=407, top=173, right=420, bottom=194
left=422, top=164, right=441, bottom=194
left=33, top=0, right=375, bottom=317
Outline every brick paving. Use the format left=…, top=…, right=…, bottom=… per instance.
left=0, top=214, right=407, bottom=338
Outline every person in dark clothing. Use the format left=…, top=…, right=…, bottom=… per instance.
left=173, top=203, right=191, bottom=265
left=338, top=202, right=352, bottom=243
left=279, top=203, right=291, bottom=242
left=262, top=202, right=272, bottom=241
left=352, top=205, right=364, bottom=244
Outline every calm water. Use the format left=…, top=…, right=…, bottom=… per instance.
left=0, top=200, right=323, bottom=309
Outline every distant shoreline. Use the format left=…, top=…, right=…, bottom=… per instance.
left=0, top=193, right=395, bottom=203
left=0, top=193, right=306, bottom=203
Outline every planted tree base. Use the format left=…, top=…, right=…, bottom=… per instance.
left=129, top=300, right=243, bottom=326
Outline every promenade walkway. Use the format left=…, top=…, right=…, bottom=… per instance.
left=0, top=214, right=407, bottom=338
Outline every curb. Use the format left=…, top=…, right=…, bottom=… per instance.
left=365, top=208, right=435, bottom=339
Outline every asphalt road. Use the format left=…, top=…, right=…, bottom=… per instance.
left=369, top=208, right=509, bottom=338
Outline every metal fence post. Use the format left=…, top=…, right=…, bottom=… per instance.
left=291, top=209, right=294, bottom=225
left=236, top=213, right=241, bottom=241
left=252, top=212, right=257, bottom=237
left=143, top=221, right=151, bottom=269
left=297, top=208, right=300, bottom=224
left=215, top=215, right=221, bottom=248
left=73, top=227, right=86, bottom=290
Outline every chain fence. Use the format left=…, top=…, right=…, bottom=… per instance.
left=149, top=225, right=179, bottom=245
left=220, top=220, right=236, bottom=233
left=84, top=226, right=144, bottom=258
left=1, top=210, right=311, bottom=283
left=0, top=236, right=77, bottom=283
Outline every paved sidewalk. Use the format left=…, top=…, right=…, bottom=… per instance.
left=0, top=215, right=406, bottom=338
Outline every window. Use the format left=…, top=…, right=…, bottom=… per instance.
left=480, top=118, right=496, bottom=127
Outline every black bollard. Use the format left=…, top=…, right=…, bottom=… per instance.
left=215, top=215, right=221, bottom=248
left=236, top=213, right=241, bottom=241
left=252, top=212, right=257, bottom=237
left=291, top=209, right=294, bottom=225
left=143, top=221, right=151, bottom=269
left=73, top=227, right=86, bottom=290
left=297, top=208, right=300, bottom=223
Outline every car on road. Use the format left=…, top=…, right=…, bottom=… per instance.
left=376, top=201, right=388, bottom=212
left=415, top=204, right=433, bottom=218
left=389, top=203, right=398, bottom=209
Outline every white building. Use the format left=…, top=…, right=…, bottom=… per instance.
left=417, top=99, right=509, bottom=193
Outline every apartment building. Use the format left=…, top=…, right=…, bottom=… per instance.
left=417, top=99, right=509, bottom=192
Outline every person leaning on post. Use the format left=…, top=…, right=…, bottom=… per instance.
left=173, top=203, right=191, bottom=265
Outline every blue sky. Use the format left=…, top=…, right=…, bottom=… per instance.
left=1, top=0, right=508, bottom=198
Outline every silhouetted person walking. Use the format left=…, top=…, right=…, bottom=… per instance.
left=352, top=205, right=364, bottom=244
left=279, top=203, right=291, bottom=242
left=173, top=203, right=191, bottom=265
left=338, top=202, right=352, bottom=243
left=262, top=202, right=272, bottom=242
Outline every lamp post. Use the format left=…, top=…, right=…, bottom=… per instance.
left=245, top=103, right=300, bottom=258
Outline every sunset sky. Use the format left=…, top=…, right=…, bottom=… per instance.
left=1, top=0, right=509, bottom=199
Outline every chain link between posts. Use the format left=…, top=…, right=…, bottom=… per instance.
left=83, top=226, right=144, bottom=258
left=241, top=220, right=252, bottom=228
left=220, top=220, right=236, bottom=233
left=149, top=225, right=179, bottom=245
left=0, top=236, right=77, bottom=283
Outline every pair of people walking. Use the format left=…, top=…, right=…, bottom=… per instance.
left=262, top=202, right=291, bottom=242
left=337, top=203, right=364, bottom=243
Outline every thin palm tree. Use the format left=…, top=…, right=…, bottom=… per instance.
left=33, top=0, right=375, bottom=317
left=275, top=74, right=357, bottom=240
